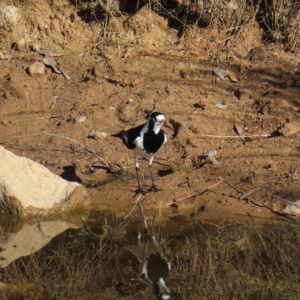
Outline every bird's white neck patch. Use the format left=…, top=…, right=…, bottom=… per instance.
left=153, top=120, right=164, bottom=134
left=153, top=114, right=165, bottom=134
left=140, top=114, right=165, bottom=135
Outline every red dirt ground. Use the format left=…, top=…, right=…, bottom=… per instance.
left=1, top=2, right=299, bottom=222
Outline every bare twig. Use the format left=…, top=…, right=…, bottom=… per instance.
left=222, top=178, right=300, bottom=218
left=44, top=131, right=85, bottom=147
left=271, top=194, right=300, bottom=210
left=38, top=114, right=62, bottom=120
left=197, top=134, right=271, bottom=139
left=81, top=217, right=101, bottom=238
left=137, top=200, right=150, bottom=235
left=240, top=181, right=274, bottom=200
left=134, top=74, right=177, bottom=94
left=43, top=131, right=100, bottom=157
left=112, top=194, right=142, bottom=235
left=163, top=178, right=225, bottom=207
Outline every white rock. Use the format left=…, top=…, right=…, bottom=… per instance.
left=78, top=115, right=87, bottom=122
left=0, top=221, right=78, bottom=268
left=0, top=146, right=89, bottom=215
left=0, top=5, right=21, bottom=28
left=282, top=200, right=300, bottom=216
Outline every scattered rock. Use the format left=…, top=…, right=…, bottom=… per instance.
left=214, top=67, right=229, bottom=81
left=246, top=127, right=257, bottom=134
left=215, top=102, right=227, bottom=109
left=43, top=56, right=61, bottom=73
left=15, top=37, right=26, bottom=51
left=88, top=131, right=107, bottom=140
left=0, top=146, right=89, bottom=215
left=204, top=150, right=220, bottom=165
left=96, top=131, right=107, bottom=140
left=0, top=51, right=9, bottom=60
left=28, top=62, right=46, bottom=76
left=0, top=4, right=21, bottom=28
left=226, top=69, right=239, bottom=82
left=117, top=101, right=139, bottom=123
left=290, top=169, right=298, bottom=181
left=78, top=115, right=87, bottom=123
left=282, top=200, right=300, bottom=216
left=234, top=123, right=245, bottom=136
left=278, top=120, right=300, bottom=136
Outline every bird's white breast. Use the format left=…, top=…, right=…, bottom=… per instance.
left=133, top=137, right=150, bottom=158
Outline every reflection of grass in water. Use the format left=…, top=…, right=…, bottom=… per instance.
left=0, top=231, right=153, bottom=299
left=1, top=222, right=300, bottom=299
left=160, top=223, right=300, bottom=300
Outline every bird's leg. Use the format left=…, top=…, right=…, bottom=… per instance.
left=135, top=159, right=145, bottom=195
left=148, top=156, right=158, bottom=192
left=148, top=164, right=158, bottom=192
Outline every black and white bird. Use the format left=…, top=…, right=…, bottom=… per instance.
left=113, top=112, right=167, bottom=194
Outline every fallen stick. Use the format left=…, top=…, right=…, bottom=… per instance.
left=44, top=131, right=100, bottom=157
left=44, top=131, right=85, bottom=147
left=271, top=194, right=300, bottom=210
left=240, top=181, right=274, bottom=200
left=197, top=134, right=270, bottom=139
left=163, top=178, right=225, bottom=207
left=137, top=200, right=150, bottom=235
left=222, top=178, right=300, bottom=219
left=113, top=194, right=142, bottom=235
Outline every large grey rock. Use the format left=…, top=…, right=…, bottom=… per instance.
left=0, top=146, right=89, bottom=215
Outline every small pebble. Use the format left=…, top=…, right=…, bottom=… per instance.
left=15, top=37, right=26, bottom=51
left=95, top=131, right=107, bottom=140
left=28, top=62, right=46, bottom=75
left=215, top=102, right=227, bottom=110
left=78, top=115, right=86, bottom=123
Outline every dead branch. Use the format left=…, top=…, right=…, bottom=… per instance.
left=113, top=194, right=142, bottom=235
left=271, top=194, right=300, bottom=210
left=240, top=181, right=274, bottom=200
left=137, top=199, right=150, bottom=235
left=164, top=178, right=225, bottom=207
left=222, top=178, right=300, bottom=219
left=81, top=216, right=108, bottom=239
left=197, top=134, right=271, bottom=139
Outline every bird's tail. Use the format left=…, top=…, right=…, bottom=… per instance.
left=111, top=131, right=123, bottom=138
left=111, top=130, right=128, bottom=146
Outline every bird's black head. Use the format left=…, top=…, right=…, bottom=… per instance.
left=148, top=112, right=165, bottom=122
left=147, top=112, right=165, bottom=134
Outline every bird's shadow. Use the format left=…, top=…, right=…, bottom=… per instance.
left=157, top=169, right=172, bottom=177
left=60, top=165, right=82, bottom=183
